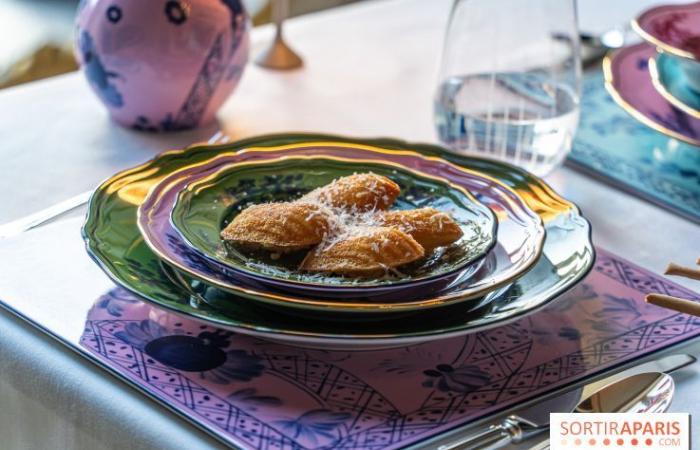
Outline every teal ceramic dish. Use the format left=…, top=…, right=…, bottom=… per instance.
left=168, top=156, right=497, bottom=291
left=634, top=1, right=700, bottom=92
left=83, top=134, right=593, bottom=349
left=649, top=53, right=700, bottom=119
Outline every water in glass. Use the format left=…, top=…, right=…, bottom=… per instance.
left=434, top=0, right=581, bottom=176
left=435, top=73, right=579, bottom=176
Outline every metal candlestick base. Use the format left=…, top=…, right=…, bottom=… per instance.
left=255, top=0, right=303, bottom=70
left=256, top=34, right=303, bottom=70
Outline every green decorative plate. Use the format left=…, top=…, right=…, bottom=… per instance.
left=170, top=156, right=495, bottom=287
left=137, top=146, right=544, bottom=313
left=83, top=134, right=593, bottom=349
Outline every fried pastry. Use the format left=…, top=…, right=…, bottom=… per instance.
left=378, top=207, right=463, bottom=251
left=221, top=202, right=331, bottom=253
left=301, top=173, right=400, bottom=211
left=300, top=226, right=425, bottom=276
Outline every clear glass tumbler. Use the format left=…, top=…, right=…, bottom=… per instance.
left=434, top=0, right=581, bottom=176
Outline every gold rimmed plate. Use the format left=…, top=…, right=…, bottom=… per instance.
left=137, top=147, right=543, bottom=313
left=604, top=43, right=700, bottom=147
left=163, top=156, right=497, bottom=295
left=649, top=52, right=700, bottom=119
left=632, top=2, right=700, bottom=63
left=83, top=134, right=593, bottom=349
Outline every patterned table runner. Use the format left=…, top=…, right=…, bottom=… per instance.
left=81, top=248, right=699, bottom=449
left=569, top=72, right=700, bottom=224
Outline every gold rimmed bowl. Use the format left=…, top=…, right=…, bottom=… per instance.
left=649, top=52, right=700, bottom=119
left=146, top=156, right=496, bottom=300
left=83, top=135, right=592, bottom=349
left=604, top=43, right=700, bottom=146
left=633, top=2, right=700, bottom=93
left=136, top=146, right=545, bottom=313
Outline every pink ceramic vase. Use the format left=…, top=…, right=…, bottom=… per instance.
left=75, top=0, right=250, bottom=131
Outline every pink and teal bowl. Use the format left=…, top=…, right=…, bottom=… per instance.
left=634, top=2, right=700, bottom=95
left=75, top=0, right=250, bottom=131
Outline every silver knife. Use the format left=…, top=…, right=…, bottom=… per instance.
left=0, top=190, right=92, bottom=239
left=429, top=354, right=695, bottom=450
left=0, top=133, right=229, bottom=240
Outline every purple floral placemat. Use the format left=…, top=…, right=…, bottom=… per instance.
left=80, top=248, right=700, bottom=450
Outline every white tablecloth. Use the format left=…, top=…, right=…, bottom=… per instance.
left=0, top=0, right=698, bottom=448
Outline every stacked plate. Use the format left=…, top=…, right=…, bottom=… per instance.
left=606, top=2, right=700, bottom=146
left=83, top=134, right=594, bottom=349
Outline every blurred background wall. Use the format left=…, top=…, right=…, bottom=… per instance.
left=0, top=0, right=361, bottom=89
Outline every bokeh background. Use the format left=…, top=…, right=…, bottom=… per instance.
left=0, top=0, right=360, bottom=89
left=0, top=0, right=681, bottom=90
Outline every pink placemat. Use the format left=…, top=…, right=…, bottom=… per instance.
left=80, top=248, right=700, bottom=449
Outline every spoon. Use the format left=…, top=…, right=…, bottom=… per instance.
left=440, top=371, right=675, bottom=450
left=575, top=371, right=674, bottom=414
left=527, top=372, right=674, bottom=450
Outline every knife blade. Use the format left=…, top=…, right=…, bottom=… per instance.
left=428, top=353, right=695, bottom=450
left=0, top=132, right=229, bottom=240
left=0, top=191, right=92, bottom=239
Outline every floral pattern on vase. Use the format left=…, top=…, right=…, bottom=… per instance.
left=75, top=0, right=250, bottom=131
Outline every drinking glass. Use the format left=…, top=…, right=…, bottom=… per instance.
left=434, top=0, right=581, bottom=176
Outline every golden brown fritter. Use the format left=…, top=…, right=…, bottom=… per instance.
left=300, top=226, right=425, bottom=276
left=221, top=202, right=331, bottom=253
left=300, top=173, right=400, bottom=211
left=378, top=207, right=463, bottom=251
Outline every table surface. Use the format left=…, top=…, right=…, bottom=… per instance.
left=0, top=0, right=698, bottom=449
